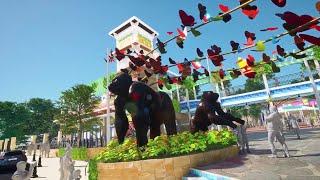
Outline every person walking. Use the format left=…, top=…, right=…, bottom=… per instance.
left=236, top=124, right=250, bottom=154
left=266, top=106, right=290, bottom=158
left=289, top=114, right=300, bottom=139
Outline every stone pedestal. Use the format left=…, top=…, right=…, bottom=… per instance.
left=10, top=137, right=16, bottom=151
left=43, top=133, right=49, bottom=144
left=3, top=138, right=9, bottom=151
left=0, top=140, right=4, bottom=151
left=57, top=131, right=62, bottom=145
left=31, top=135, right=37, bottom=144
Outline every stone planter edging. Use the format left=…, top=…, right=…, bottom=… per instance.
left=97, top=145, right=239, bottom=180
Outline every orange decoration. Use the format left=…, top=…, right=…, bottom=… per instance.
left=316, top=1, right=320, bottom=12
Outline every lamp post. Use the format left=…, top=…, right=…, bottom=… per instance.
left=104, top=50, right=111, bottom=146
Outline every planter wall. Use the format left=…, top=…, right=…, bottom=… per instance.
left=97, top=145, right=239, bottom=180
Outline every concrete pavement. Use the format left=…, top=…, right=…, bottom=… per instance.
left=198, top=127, right=320, bottom=180
left=0, top=156, right=88, bottom=180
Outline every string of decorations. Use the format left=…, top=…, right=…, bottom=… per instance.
left=155, top=45, right=315, bottom=90
left=105, top=0, right=320, bottom=89
left=147, top=0, right=257, bottom=55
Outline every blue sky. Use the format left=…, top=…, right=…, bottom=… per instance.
left=0, top=0, right=318, bottom=102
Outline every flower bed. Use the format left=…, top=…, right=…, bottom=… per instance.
left=89, top=129, right=238, bottom=180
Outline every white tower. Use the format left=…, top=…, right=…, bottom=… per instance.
left=109, top=16, right=159, bottom=72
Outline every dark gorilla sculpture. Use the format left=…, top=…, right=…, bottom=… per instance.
left=108, top=72, right=177, bottom=147
left=191, top=91, right=245, bottom=133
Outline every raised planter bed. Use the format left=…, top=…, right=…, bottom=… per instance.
left=97, top=145, right=238, bottom=180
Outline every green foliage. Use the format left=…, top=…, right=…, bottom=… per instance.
left=89, top=129, right=236, bottom=180
left=96, top=138, right=140, bottom=163
left=26, top=98, right=59, bottom=138
left=182, top=76, right=195, bottom=90
left=102, top=73, right=117, bottom=88
left=168, top=132, right=207, bottom=155
left=95, top=129, right=236, bottom=163
left=55, top=84, right=101, bottom=147
left=0, top=102, right=31, bottom=142
left=172, top=99, right=181, bottom=112
left=313, top=46, right=320, bottom=60
left=88, top=159, right=98, bottom=180
left=58, top=147, right=88, bottom=161
left=142, top=135, right=169, bottom=158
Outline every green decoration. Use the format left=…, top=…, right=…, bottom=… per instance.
left=255, top=41, right=266, bottom=52
left=191, top=28, right=201, bottom=37
left=210, top=16, right=223, bottom=21
left=271, top=61, right=280, bottom=73
left=230, top=71, right=240, bottom=79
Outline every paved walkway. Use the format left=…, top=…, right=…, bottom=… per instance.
left=199, top=127, right=320, bottom=180
left=0, top=156, right=88, bottom=180
left=32, top=157, right=88, bottom=180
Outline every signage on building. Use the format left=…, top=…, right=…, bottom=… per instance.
left=138, top=34, right=152, bottom=49
left=116, top=33, right=133, bottom=49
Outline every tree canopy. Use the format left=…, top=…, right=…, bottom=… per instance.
left=55, top=84, right=101, bottom=147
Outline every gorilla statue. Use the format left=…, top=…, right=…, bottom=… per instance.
left=108, top=72, right=177, bottom=147
left=191, top=91, right=245, bottom=133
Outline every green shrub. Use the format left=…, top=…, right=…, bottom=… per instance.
left=95, top=129, right=236, bottom=163
left=88, top=159, right=98, bottom=180
left=57, top=147, right=88, bottom=161
left=89, top=129, right=237, bottom=180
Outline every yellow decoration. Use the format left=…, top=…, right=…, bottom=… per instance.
left=256, top=41, right=266, bottom=51
left=138, top=34, right=152, bottom=48
left=237, top=57, right=247, bottom=69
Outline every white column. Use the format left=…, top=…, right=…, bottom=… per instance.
left=313, top=59, right=320, bottom=78
left=10, top=137, right=16, bottom=151
left=169, top=90, right=173, bottom=99
left=0, top=140, right=3, bottom=152
left=57, top=131, right=62, bottom=146
left=304, top=59, right=320, bottom=111
left=43, top=133, right=49, bottom=144
left=262, top=74, right=273, bottom=106
left=220, top=81, right=226, bottom=97
left=193, top=86, right=197, bottom=99
left=185, top=88, right=192, bottom=124
left=176, top=85, right=180, bottom=102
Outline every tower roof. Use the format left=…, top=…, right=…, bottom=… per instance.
left=108, top=16, right=158, bottom=37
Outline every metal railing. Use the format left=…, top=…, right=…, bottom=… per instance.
left=221, top=70, right=320, bottom=97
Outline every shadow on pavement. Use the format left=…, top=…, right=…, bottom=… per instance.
left=292, top=152, right=320, bottom=158
left=198, top=156, right=248, bottom=170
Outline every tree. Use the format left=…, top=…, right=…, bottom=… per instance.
left=26, top=98, right=59, bottom=139
left=0, top=102, right=31, bottom=142
left=314, top=46, right=320, bottom=60
left=103, top=73, right=117, bottom=87
left=56, top=84, right=101, bottom=147
left=172, top=76, right=200, bottom=101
